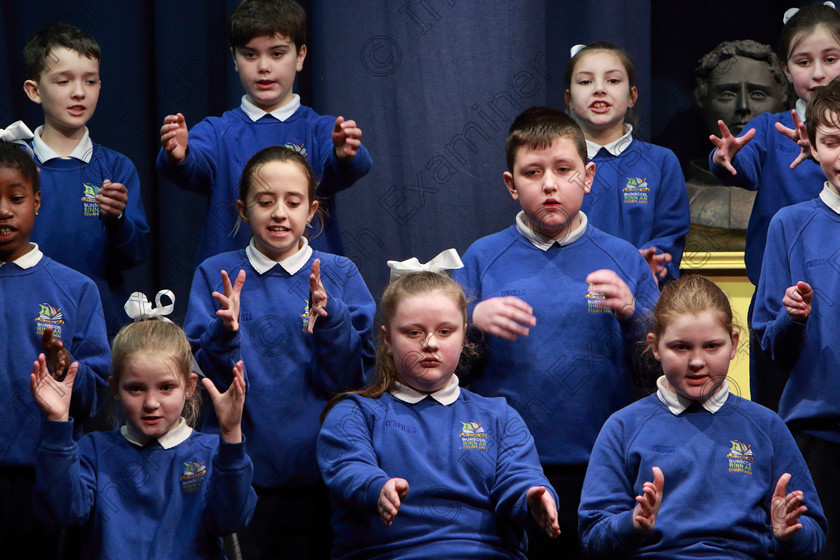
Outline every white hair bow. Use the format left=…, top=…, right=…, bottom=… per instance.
left=570, top=44, right=587, bottom=58
left=0, top=121, right=35, bottom=159
left=124, top=290, right=176, bottom=321
left=387, top=248, right=464, bottom=281
left=784, top=2, right=836, bottom=24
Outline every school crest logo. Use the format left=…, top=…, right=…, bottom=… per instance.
left=585, top=285, right=610, bottom=314
left=81, top=183, right=100, bottom=217
left=622, top=177, right=649, bottom=204
left=459, top=421, right=487, bottom=450
left=301, top=300, right=310, bottom=332
left=180, top=460, right=207, bottom=493
left=284, top=143, right=308, bottom=157
left=727, top=440, right=754, bottom=475
left=35, top=303, right=64, bottom=338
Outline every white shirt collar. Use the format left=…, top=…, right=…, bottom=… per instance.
left=246, top=237, right=312, bottom=275
left=515, top=210, right=588, bottom=251
left=0, top=243, right=42, bottom=269
left=656, top=375, right=729, bottom=415
left=585, top=124, right=633, bottom=159
left=820, top=182, right=840, bottom=215
left=796, top=98, right=807, bottom=123
left=240, top=94, right=301, bottom=122
left=390, top=374, right=461, bottom=405
left=121, top=417, right=193, bottom=449
left=31, top=125, right=93, bottom=163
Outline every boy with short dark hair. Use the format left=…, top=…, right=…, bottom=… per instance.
left=23, top=22, right=149, bottom=338
left=453, top=106, right=659, bottom=560
left=157, top=0, right=371, bottom=263
left=753, top=76, right=840, bottom=560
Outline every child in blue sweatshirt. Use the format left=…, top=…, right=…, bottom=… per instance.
left=157, top=0, right=371, bottom=261
left=567, top=42, right=689, bottom=284
left=31, top=317, right=257, bottom=559
left=319, top=270, right=560, bottom=560
left=580, top=274, right=826, bottom=559
left=23, top=23, right=149, bottom=338
left=753, top=78, right=840, bottom=560
left=452, top=106, right=659, bottom=560
left=0, top=141, right=110, bottom=556
left=185, top=145, right=375, bottom=558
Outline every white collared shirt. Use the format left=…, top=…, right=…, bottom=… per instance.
left=820, top=182, right=840, bottom=214
left=0, top=243, right=42, bottom=269
left=31, top=125, right=93, bottom=163
left=121, top=417, right=193, bottom=449
left=585, top=124, right=634, bottom=160
left=240, top=94, right=301, bottom=123
left=515, top=210, right=588, bottom=251
left=245, top=237, right=312, bottom=275
left=390, top=374, right=461, bottom=405
left=655, top=375, right=729, bottom=415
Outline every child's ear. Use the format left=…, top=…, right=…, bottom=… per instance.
left=307, top=199, right=319, bottom=223
left=564, top=89, right=573, bottom=113
left=230, top=48, right=239, bottom=72
left=646, top=333, right=661, bottom=361
left=811, top=141, right=821, bottom=162
left=583, top=161, right=596, bottom=193
left=628, top=86, right=638, bottom=109
left=782, top=61, right=792, bottom=84
left=186, top=372, right=198, bottom=395
left=296, top=44, right=307, bottom=72
left=236, top=199, right=250, bottom=224
left=381, top=325, right=392, bottom=353
left=503, top=171, right=519, bottom=200
left=729, top=330, right=740, bottom=361
left=108, top=375, right=118, bottom=399
left=34, top=191, right=41, bottom=215
left=23, top=80, right=41, bottom=104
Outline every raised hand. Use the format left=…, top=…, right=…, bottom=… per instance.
left=774, top=110, right=811, bottom=170
left=307, top=259, right=328, bottom=334
left=30, top=354, right=77, bottom=422
left=710, top=120, right=756, bottom=175
left=332, top=116, right=363, bottom=160
left=212, top=269, right=246, bottom=332
left=472, top=297, right=536, bottom=341
left=161, top=112, right=189, bottom=163
left=783, top=281, right=813, bottom=323
left=202, top=360, right=246, bottom=443
left=633, top=466, right=664, bottom=534
left=97, top=179, right=128, bottom=220
left=585, top=269, right=636, bottom=320
left=527, top=486, right=561, bottom=538
left=41, top=326, right=71, bottom=380
left=378, top=477, right=409, bottom=526
left=771, top=473, right=807, bottom=541
left=639, top=247, right=672, bottom=285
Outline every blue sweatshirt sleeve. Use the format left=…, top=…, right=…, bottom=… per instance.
left=205, top=437, right=258, bottom=536
left=33, top=420, right=96, bottom=526
left=66, top=280, right=111, bottom=421
left=752, top=212, right=805, bottom=368
left=318, top=398, right=391, bottom=513
left=185, top=262, right=243, bottom=390
left=315, top=115, right=372, bottom=198
left=578, top=415, right=646, bottom=555
left=645, top=148, right=689, bottom=280
left=489, top=407, right=557, bottom=527
left=103, top=153, right=149, bottom=270
left=311, top=257, right=375, bottom=393
left=155, top=118, right=220, bottom=195
left=708, top=112, right=771, bottom=190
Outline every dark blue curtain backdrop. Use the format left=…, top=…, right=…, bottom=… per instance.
left=1, top=0, right=650, bottom=321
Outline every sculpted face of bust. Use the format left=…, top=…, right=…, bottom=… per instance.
left=698, top=54, right=786, bottom=137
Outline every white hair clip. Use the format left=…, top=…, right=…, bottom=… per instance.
left=387, top=248, right=464, bottom=281
left=0, top=120, right=35, bottom=159
left=124, top=290, right=175, bottom=321
left=784, top=2, right=836, bottom=24
left=570, top=44, right=587, bottom=58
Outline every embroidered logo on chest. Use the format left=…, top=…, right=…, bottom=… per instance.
left=459, top=421, right=487, bottom=450
left=585, top=285, right=611, bottom=314
left=284, top=143, right=308, bottom=157
left=301, top=299, right=310, bottom=332
left=727, top=440, right=754, bottom=475
left=180, top=460, right=207, bottom=493
left=81, top=183, right=100, bottom=217
left=35, top=303, right=64, bottom=338
left=622, top=177, right=649, bottom=204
